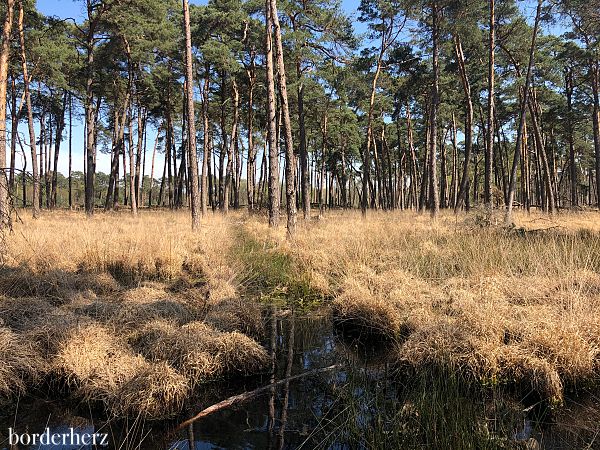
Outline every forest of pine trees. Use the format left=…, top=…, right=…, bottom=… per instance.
left=3, top=2, right=600, bottom=444
left=0, top=0, right=599, bottom=232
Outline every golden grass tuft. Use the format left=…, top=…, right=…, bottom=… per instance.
left=55, top=324, right=150, bottom=401
left=110, top=297, right=204, bottom=329
left=130, top=319, right=268, bottom=383
left=0, top=327, right=44, bottom=398
left=109, top=362, right=190, bottom=419
left=0, top=269, right=120, bottom=302
left=204, top=297, right=264, bottom=338
left=24, top=309, right=84, bottom=358
left=0, top=297, right=56, bottom=331
left=129, top=320, right=217, bottom=381
left=0, top=211, right=269, bottom=418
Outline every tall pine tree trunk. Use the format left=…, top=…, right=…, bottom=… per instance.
left=183, top=0, right=201, bottom=228
left=84, top=1, right=97, bottom=215
left=51, top=91, right=67, bottom=208
left=428, top=1, right=440, bottom=219
left=18, top=1, right=39, bottom=218
left=9, top=76, right=18, bottom=198
left=223, top=80, right=239, bottom=215
left=484, top=0, right=495, bottom=207
left=270, top=0, right=297, bottom=237
left=135, top=107, right=145, bottom=205
left=591, top=61, right=600, bottom=208
left=68, top=92, right=73, bottom=209
left=148, top=125, right=160, bottom=207
left=440, top=129, right=448, bottom=208
left=450, top=112, right=459, bottom=208
left=246, top=61, right=256, bottom=212
left=453, top=34, right=474, bottom=212
left=265, top=0, right=280, bottom=227
left=127, top=107, right=137, bottom=216
left=362, top=32, right=386, bottom=216
left=201, top=67, right=210, bottom=216
left=296, top=57, right=310, bottom=219
left=0, top=0, right=15, bottom=227
left=565, top=66, right=577, bottom=207
left=506, top=0, right=542, bottom=224
left=218, top=72, right=227, bottom=209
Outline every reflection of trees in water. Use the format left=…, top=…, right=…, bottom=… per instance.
left=183, top=311, right=324, bottom=449
left=3, top=312, right=598, bottom=449
left=277, top=315, right=294, bottom=450
left=267, top=310, right=276, bottom=450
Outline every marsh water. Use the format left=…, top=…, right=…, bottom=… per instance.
left=1, top=311, right=598, bottom=450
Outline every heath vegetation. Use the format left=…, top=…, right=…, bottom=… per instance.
left=0, top=209, right=599, bottom=422
left=1, top=0, right=600, bottom=445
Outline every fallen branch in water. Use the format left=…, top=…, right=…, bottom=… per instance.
left=174, top=364, right=341, bottom=431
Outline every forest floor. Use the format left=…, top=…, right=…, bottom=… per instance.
left=0, top=208, right=599, bottom=422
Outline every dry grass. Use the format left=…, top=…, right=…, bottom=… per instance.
left=5, top=211, right=235, bottom=299
left=203, top=297, right=265, bottom=338
left=130, top=320, right=268, bottom=383
left=109, top=362, right=190, bottom=419
left=0, top=210, right=267, bottom=418
left=0, top=326, right=43, bottom=397
left=243, top=208, right=600, bottom=404
left=55, top=323, right=151, bottom=402
left=2, top=208, right=600, bottom=416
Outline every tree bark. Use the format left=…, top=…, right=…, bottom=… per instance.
left=484, top=0, right=495, bottom=207
left=265, top=0, right=280, bottom=227
left=319, top=114, right=327, bottom=218
left=223, top=79, right=239, bottom=215
left=270, top=0, right=296, bottom=237
left=68, top=92, right=73, bottom=209
left=166, top=94, right=174, bottom=208
left=453, top=33, right=474, bottom=213
left=135, top=107, right=145, bottom=205
left=0, top=0, right=15, bottom=226
left=51, top=91, right=67, bottom=208
left=183, top=0, right=201, bottom=228
left=9, top=76, right=17, bottom=197
left=428, top=1, right=440, bottom=219
left=591, top=61, right=600, bottom=208
left=406, top=103, right=419, bottom=210
left=450, top=112, right=458, bottom=208
left=127, top=107, right=137, bottom=216
left=528, top=93, right=556, bottom=214
left=84, top=1, right=97, bottom=215
left=218, top=72, right=227, bottom=209
left=18, top=1, right=39, bottom=219
left=201, top=67, right=210, bottom=216
left=362, top=32, right=387, bottom=216
left=439, top=129, right=448, bottom=209
left=148, top=125, right=160, bottom=207
left=505, top=0, right=542, bottom=224
left=290, top=17, right=310, bottom=220
left=245, top=59, right=256, bottom=212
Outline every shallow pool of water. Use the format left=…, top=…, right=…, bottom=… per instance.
left=1, top=310, right=598, bottom=449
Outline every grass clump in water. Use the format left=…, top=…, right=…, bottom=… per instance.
left=319, top=364, right=525, bottom=450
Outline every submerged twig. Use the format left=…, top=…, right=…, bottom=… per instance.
left=174, top=364, right=341, bottom=432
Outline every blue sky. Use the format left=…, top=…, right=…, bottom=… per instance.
left=37, top=0, right=362, bottom=19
